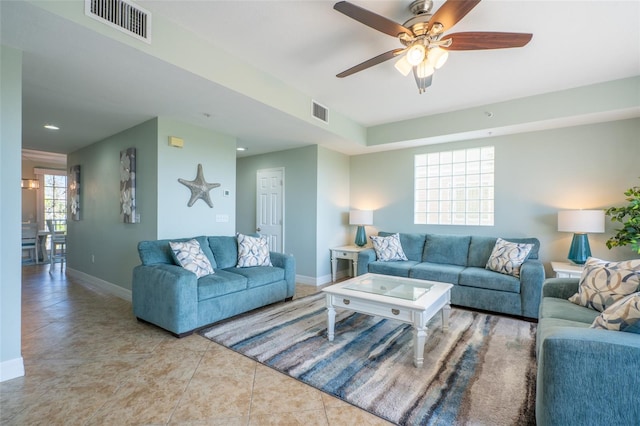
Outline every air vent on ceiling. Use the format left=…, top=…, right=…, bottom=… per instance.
left=85, top=0, right=151, bottom=43
left=312, top=101, right=329, bottom=123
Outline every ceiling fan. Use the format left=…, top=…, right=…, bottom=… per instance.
left=334, top=0, right=533, bottom=93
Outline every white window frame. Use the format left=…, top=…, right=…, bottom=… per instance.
left=414, top=146, right=494, bottom=226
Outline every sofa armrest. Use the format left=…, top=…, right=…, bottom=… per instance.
left=270, top=252, right=296, bottom=298
left=537, top=328, right=640, bottom=425
left=519, top=259, right=545, bottom=318
left=541, top=277, right=579, bottom=299
left=357, top=248, right=377, bottom=276
left=132, top=264, right=198, bottom=335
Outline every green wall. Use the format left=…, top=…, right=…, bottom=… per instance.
left=66, top=119, right=159, bottom=292
left=351, top=118, right=640, bottom=274
left=0, top=45, right=24, bottom=380
left=156, top=118, right=237, bottom=238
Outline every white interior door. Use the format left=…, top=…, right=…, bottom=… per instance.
left=256, top=168, right=284, bottom=252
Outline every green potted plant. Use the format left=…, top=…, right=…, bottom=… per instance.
left=605, top=179, right=640, bottom=254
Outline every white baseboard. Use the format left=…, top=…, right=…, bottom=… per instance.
left=66, top=268, right=132, bottom=302
left=0, top=357, right=24, bottom=382
left=296, top=270, right=347, bottom=287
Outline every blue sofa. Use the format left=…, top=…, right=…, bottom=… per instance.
left=132, top=235, right=296, bottom=337
left=356, top=232, right=545, bottom=318
left=536, top=278, right=640, bottom=425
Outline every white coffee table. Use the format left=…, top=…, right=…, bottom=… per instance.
left=322, top=273, right=453, bottom=367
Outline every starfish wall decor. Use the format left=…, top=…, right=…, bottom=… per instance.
left=177, top=164, right=221, bottom=208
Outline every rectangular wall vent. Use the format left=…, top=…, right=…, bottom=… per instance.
left=85, top=0, right=151, bottom=43
left=312, top=101, right=329, bottom=123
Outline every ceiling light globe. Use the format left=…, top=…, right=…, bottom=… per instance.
left=416, top=60, right=434, bottom=78
left=428, top=47, right=449, bottom=69
left=406, top=44, right=426, bottom=66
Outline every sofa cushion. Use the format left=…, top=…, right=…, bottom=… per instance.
left=540, top=297, right=600, bottom=323
left=468, top=236, right=540, bottom=268
left=409, top=262, right=464, bottom=284
left=139, top=236, right=216, bottom=267
left=370, top=233, right=408, bottom=261
left=208, top=236, right=238, bottom=269
left=197, top=270, right=247, bottom=301
left=236, top=233, right=272, bottom=267
left=536, top=317, right=592, bottom=356
left=224, top=266, right=285, bottom=289
left=169, top=239, right=215, bottom=278
left=485, top=238, right=533, bottom=278
left=591, top=292, right=640, bottom=334
left=459, top=267, right=521, bottom=293
left=378, top=232, right=426, bottom=262
left=422, top=234, right=470, bottom=266
left=568, top=257, right=640, bottom=312
left=368, top=261, right=418, bottom=278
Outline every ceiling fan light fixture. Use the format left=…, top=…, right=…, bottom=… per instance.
left=394, top=55, right=413, bottom=76
left=427, top=47, right=449, bottom=69
left=416, top=60, right=434, bottom=78
left=406, top=44, right=426, bottom=66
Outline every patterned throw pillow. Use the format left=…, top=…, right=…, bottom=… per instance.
left=169, top=239, right=214, bottom=278
left=370, top=233, right=408, bottom=262
left=236, top=233, right=272, bottom=267
left=591, top=292, right=640, bottom=334
left=569, top=257, right=640, bottom=312
left=485, top=238, right=533, bottom=278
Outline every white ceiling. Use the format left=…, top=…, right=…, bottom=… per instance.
left=2, top=0, right=639, bottom=158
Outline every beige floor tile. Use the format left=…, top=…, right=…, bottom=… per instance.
left=249, top=409, right=330, bottom=425
left=250, top=365, right=325, bottom=415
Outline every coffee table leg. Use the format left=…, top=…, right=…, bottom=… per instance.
left=413, top=325, right=427, bottom=368
left=441, top=304, right=451, bottom=331
left=326, top=296, right=336, bottom=341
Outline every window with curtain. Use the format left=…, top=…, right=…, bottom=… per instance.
left=415, top=146, right=495, bottom=226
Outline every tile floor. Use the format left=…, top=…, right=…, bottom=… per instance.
left=1, top=265, right=391, bottom=425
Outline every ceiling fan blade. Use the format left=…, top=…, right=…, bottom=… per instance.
left=334, top=1, right=412, bottom=38
left=428, top=0, right=481, bottom=32
left=443, top=32, right=533, bottom=50
left=337, top=48, right=405, bottom=78
left=412, top=67, right=433, bottom=94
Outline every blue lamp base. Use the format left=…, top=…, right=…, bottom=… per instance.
left=568, top=233, right=591, bottom=265
left=354, top=225, right=367, bottom=247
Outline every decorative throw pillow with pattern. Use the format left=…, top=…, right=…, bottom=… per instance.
left=485, top=238, right=533, bottom=277
left=370, top=233, right=408, bottom=262
left=237, top=233, right=272, bottom=267
left=169, top=239, right=214, bottom=278
left=569, top=257, right=640, bottom=312
left=591, top=292, right=640, bottom=334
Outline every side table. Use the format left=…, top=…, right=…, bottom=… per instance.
left=330, top=245, right=369, bottom=282
left=551, top=261, right=584, bottom=278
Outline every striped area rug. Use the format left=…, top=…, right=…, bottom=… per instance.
left=200, top=292, right=537, bottom=425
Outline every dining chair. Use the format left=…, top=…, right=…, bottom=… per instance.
left=21, top=223, right=39, bottom=264
left=46, top=219, right=66, bottom=269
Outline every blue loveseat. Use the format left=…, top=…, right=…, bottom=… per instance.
left=356, top=232, right=545, bottom=319
left=536, top=277, right=640, bottom=425
left=132, top=235, right=296, bottom=337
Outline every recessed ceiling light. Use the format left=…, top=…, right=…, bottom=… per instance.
left=44, top=124, right=60, bottom=130
left=236, top=147, right=247, bottom=151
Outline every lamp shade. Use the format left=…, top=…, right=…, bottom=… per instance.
left=21, top=179, right=40, bottom=190
left=349, top=210, right=373, bottom=226
left=557, top=210, right=605, bottom=233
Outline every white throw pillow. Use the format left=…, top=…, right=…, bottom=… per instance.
left=591, top=292, right=640, bottom=334
left=237, top=233, right=272, bottom=267
left=485, top=238, right=533, bottom=278
left=169, top=239, right=214, bottom=278
left=569, top=257, right=640, bottom=312
left=370, top=233, right=408, bottom=262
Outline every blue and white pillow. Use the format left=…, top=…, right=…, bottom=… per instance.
left=169, top=239, right=214, bottom=278
left=569, top=257, right=640, bottom=312
left=485, top=238, right=533, bottom=277
left=591, top=292, right=640, bottom=334
left=370, top=233, right=408, bottom=262
left=237, top=233, right=272, bottom=267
